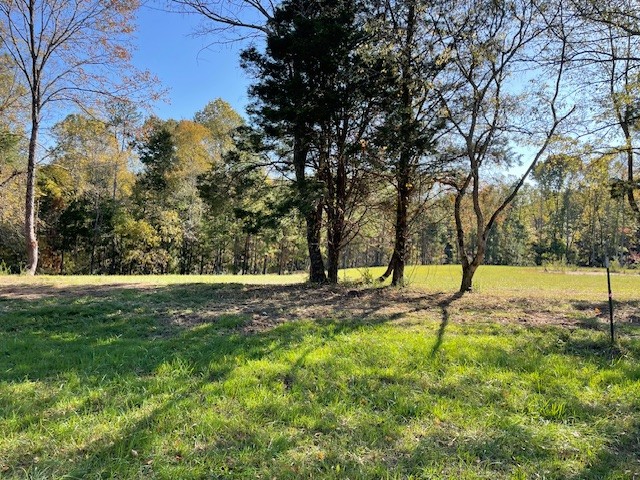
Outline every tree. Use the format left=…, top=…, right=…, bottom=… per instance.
left=198, top=128, right=282, bottom=274
left=574, top=3, right=640, bottom=223
left=0, top=0, right=156, bottom=274
left=242, top=0, right=389, bottom=283
left=130, top=118, right=219, bottom=274
left=45, top=113, right=123, bottom=273
left=434, top=0, right=574, bottom=292
left=194, top=98, right=244, bottom=163
left=374, top=0, right=446, bottom=286
left=531, top=152, right=582, bottom=264
left=0, top=54, right=24, bottom=190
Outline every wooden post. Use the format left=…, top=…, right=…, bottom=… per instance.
left=605, top=258, right=614, bottom=344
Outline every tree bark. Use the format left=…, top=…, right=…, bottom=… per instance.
left=306, top=204, right=326, bottom=283
left=232, top=236, right=241, bottom=274
left=391, top=177, right=409, bottom=286
left=378, top=1, right=415, bottom=287
left=24, top=117, right=39, bottom=275
left=327, top=229, right=341, bottom=283
left=294, top=131, right=326, bottom=283
left=460, top=262, right=478, bottom=293
left=242, top=234, right=250, bottom=274
left=378, top=180, right=409, bottom=286
left=326, top=152, right=347, bottom=284
left=459, top=233, right=485, bottom=293
left=89, top=197, right=101, bottom=275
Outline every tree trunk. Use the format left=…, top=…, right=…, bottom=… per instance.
left=460, top=262, right=478, bottom=293
left=24, top=117, right=39, bottom=275
left=232, top=236, right=241, bottom=274
left=278, top=244, right=286, bottom=275
left=109, top=237, right=118, bottom=274
left=89, top=196, right=102, bottom=275
left=293, top=130, right=326, bottom=284
left=306, top=204, right=326, bottom=283
left=242, top=234, right=250, bottom=275
left=326, top=161, right=346, bottom=284
left=327, top=234, right=340, bottom=284
left=391, top=179, right=409, bottom=286
left=379, top=177, right=410, bottom=285
left=459, top=243, right=485, bottom=293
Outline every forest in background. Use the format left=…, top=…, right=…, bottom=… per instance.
left=1, top=0, right=640, bottom=290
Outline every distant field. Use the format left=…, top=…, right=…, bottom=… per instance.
left=0, top=267, right=639, bottom=478
left=343, top=264, right=640, bottom=300
left=3, top=264, right=638, bottom=300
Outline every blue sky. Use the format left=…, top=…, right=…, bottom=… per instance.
left=134, top=5, right=253, bottom=120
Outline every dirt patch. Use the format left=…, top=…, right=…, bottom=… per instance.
left=157, top=285, right=639, bottom=333
left=2, top=280, right=638, bottom=333
left=160, top=285, right=447, bottom=332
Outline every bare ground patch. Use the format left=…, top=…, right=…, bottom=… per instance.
left=1, top=280, right=638, bottom=333
left=163, top=284, right=640, bottom=333
left=162, top=285, right=445, bottom=332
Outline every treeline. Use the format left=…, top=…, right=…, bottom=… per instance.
left=2, top=0, right=640, bottom=291
left=0, top=97, right=636, bottom=276
left=1, top=99, right=306, bottom=275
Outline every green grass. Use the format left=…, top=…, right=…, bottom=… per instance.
left=343, top=264, right=640, bottom=300
left=0, top=267, right=639, bottom=479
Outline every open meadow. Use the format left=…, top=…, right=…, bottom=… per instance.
left=0, top=265, right=639, bottom=479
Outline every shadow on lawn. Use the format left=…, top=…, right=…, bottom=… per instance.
left=430, top=291, right=465, bottom=358
left=0, top=281, right=463, bottom=386
left=0, top=282, right=399, bottom=476
left=572, top=419, right=640, bottom=480
left=571, top=299, right=640, bottom=327
left=1, top=282, right=639, bottom=478
left=0, top=282, right=405, bottom=381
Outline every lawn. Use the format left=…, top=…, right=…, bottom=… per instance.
left=0, top=266, right=639, bottom=479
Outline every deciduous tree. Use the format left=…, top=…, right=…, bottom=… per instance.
left=0, top=0, right=156, bottom=274
left=434, top=0, right=574, bottom=292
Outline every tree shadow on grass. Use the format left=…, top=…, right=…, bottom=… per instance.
left=430, top=291, right=465, bottom=358
left=2, top=282, right=640, bottom=478
left=571, top=419, right=640, bottom=480
left=0, top=282, right=410, bottom=477
left=393, top=340, right=639, bottom=479
left=572, top=299, right=640, bottom=328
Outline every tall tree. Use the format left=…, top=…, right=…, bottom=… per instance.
left=572, top=2, right=640, bottom=224
left=194, top=98, right=244, bottom=163
left=374, top=0, right=445, bottom=286
left=242, top=0, right=388, bottom=283
left=0, top=0, right=156, bottom=274
left=239, top=0, right=330, bottom=282
left=531, top=152, right=582, bottom=264
left=434, top=0, right=574, bottom=292
left=0, top=54, right=24, bottom=190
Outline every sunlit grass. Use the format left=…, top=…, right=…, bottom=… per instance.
left=3, top=264, right=638, bottom=301
left=343, top=264, right=640, bottom=300
left=0, top=272, right=307, bottom=286
left=0, top=270, right=639, bottom=478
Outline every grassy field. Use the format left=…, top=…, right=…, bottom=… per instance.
left=0, top=266, right=639, bottom=479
